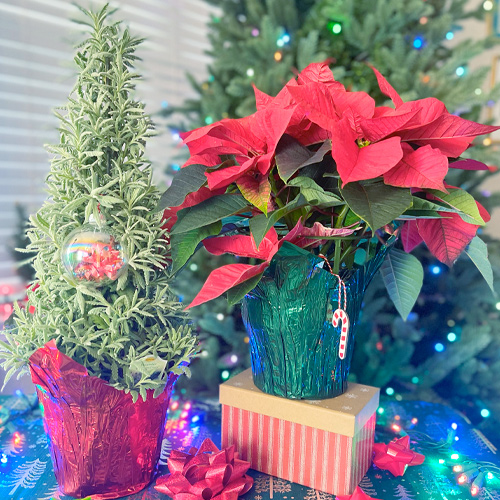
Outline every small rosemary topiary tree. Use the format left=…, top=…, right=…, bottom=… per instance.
left=0, top=4, right=197, bottom=401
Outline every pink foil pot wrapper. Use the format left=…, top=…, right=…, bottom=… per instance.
left=28, top=340, right=176, bottom=499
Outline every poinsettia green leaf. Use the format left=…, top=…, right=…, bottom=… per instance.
left=380, top=248, right=424, bottom=320
left=426, top=188, right=485, bottom=225
left=170, top=221, right=222, bottom=273
left=288, top=176, right=344, bottom=207
left=344, top=209, right=362, bottom=226
left=237, top=175, right=271, bottom=215
left=275, top=134, right=314, bottom=182
left=276, top=136, right=332, bottom=182
left=157, top=164, right=207, bottom=211
left=226, top=271, right=265, bottom=306
left=249, top=194, right=307, bottom=248
left=464, top=236, right=495, bottom=293
left=399, top=211, right=448, bottom=219
left=407, top=196, right=478, bottom=224
left=300, top=140, right=332, bottom=168
left=340, top=181, right=412, bottom=230
left=171, top=194, right=249, bottom=234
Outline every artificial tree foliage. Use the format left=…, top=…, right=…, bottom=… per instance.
left=0, top=5, right=197, bottom=401
left=164, top=0, right=500, bottom=135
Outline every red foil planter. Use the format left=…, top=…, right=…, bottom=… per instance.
left=29, top=340, right=176, bottom=499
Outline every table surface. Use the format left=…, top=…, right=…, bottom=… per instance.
left=0, top=393, right=499, bottom=500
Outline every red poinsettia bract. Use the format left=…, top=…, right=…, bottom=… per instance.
left=169, top=61, right=498, bottom=308
left=186, top=222, right=361, bottom=309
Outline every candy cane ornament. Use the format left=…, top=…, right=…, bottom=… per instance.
left=319, top=254, right=351, bottom=360
left=332, top=308, right=350, bottom=359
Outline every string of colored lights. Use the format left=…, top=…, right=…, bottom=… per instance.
left=377, top=403, right=499, bottom=497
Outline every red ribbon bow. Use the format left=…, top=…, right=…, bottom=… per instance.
left=74, top=237, right=125, bottom=282
left=155, top=438, right=253, bottom=500
left=372, top=435, right=425, bottom=477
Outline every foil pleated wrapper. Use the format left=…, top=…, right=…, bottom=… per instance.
left=241, top=242, right=391, bottom=400
left=29, top=340, right=176, bottom=499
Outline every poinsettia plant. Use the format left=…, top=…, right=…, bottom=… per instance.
left=159, top=63, right=497, bottom=317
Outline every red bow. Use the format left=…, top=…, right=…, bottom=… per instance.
left=372, top=435, right=425, bottom=477
left=336, top=486, right=382, bottom=500
left=74, top=237, right=125, bottom=282
left=155, top=438, right=253, bottom=500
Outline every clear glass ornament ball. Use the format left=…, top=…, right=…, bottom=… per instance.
left=62, top=222, right=128, bottom=284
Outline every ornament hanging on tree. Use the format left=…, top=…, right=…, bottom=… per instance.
left=62, top=214, right=127, bottom=283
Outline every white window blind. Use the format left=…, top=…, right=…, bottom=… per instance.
left=0, top=0, right=215, bottom=286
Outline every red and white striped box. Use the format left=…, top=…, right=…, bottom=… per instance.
left=220, top=369, right=379, bottom=496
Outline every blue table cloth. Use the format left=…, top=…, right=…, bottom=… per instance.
left=0, top=393, right=499, bottom=500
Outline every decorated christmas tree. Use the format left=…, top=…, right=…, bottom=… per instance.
left=164, top=0, right=500, bottom=423
left=0, top=4, right=197, bottom=401
left=165, top=0, right=500, bottom=132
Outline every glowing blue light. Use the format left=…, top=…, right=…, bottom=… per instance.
left=277, top=39, right=285, bottom=47
left=481, top=408, right=491, bottom=418
left=221, top=370, right=230, bottom=380
left=178, top=295, right=184, bottom=302
left=386, top=387, right=395, bottom=396
left=0, top=454, right=7, bottom=464
left=447, top=332, right=457, bottom=342
left=15, top=389, right=23, bottom=397
left=171, top=164, right=180, bottom=171
left=192, top=415, right=200, bottom=423
left=456, top=66, right=466, bottom=77
left=407, top=312, right=418, bottom=322
left=413, top=36, right=424, bottom=49
left=411, top=376, right=419, bottom=384
left=282, top=34, right=290, bottom=43
left=446, top=31, right=454, bottom=40
left=455, top=436, right=459, bottom=441
left=431, top=265, right=442, bottom=275
left=451, top=422, right=458, bottom=430
left=435, top=343, right=445, bottom=352
left=172, top=132, right=181, bottom=141
left=451, top=453, right=459, bottom=460
left=161, top=100, right=169, bottom=108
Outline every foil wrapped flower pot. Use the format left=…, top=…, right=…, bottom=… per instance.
left=29, top=340, right=176, bottom=499
left=241, top=242, right=391, bottom=400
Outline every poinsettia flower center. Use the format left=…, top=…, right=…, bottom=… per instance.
left=357, top=139, right=371, bottom=148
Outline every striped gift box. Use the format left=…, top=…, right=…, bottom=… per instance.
left=220, top=369, right=379, bottom=496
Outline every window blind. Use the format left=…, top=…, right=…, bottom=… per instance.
left=0, top=0, right=215, bottom=285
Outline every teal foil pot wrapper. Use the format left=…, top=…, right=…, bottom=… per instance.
left=241, top=242, right=391, bottom=400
